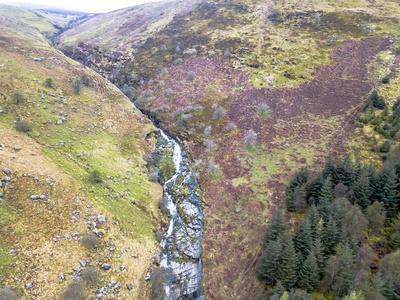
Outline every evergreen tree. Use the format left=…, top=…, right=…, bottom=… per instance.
left=381, top=275, right=400, bottom=300
left=278, top=240, right=299, bottom=289
left=320, top=176, right=333, bottom=202
left=389, top=232, right=400, bottom=250
left=270, top=281, right=285, bottom=299
left=293, top=219, right=313, bottom=259
left=288, top=289, right=311, bottom=300
left=371, top=271, right=385, bottom=294
left=298, top=252, right=319, bottom=292
left=334, top=242, right=356, bottom=297
left=306, top=205, right=320, bottom=240
left=353, top=173, right=371, bottom=211
left=264, top=209, right=289, bottom=244
left=332, top=156, right=356, bottom=187
left=383, top=168, right=400, bottom=218
left=322, top=216, right=340, bottom=255
left=256, top=240, right=283, bottom=284
left=313, top=238, right=326, bottom=278
left=286, top=167, right=309, bottom=212
left=322, top=156, right=335, bottom=179
left=309, top=173, right=324, bottom=203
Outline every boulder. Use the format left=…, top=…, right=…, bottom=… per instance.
left=30, top=195, right=40, bottom=200
left=79, top=260, right=86, bottom=267
left=101, top=263, right=111, bottom=270
left=97, top=215, right=106, bottom=224
left=3, top=169, right=10, bottom=175
left=26, top=283, right=33, bottom=289
left=3, top=176, right=11, bottom=182
left=126, top=284, right=133, bottom=291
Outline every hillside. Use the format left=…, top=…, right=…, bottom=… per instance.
left=0, top=6, right=161, bottom=300
left=54, top=0, right=400, bottom=298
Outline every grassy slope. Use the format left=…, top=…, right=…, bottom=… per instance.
left=55, top=0, right=400, bottom=298
left=0, top=10, right=160, bottom=300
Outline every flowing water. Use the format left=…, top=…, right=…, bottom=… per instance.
left=155, top=129, right=204, bottom=299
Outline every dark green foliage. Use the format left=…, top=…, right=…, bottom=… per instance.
left=81, top=74, right=92, bottom=87
left=365, top=201, right=386, bottom=233
left=369, top=90, right=386, bottom=110
left=45, top=77, right=54, bottom=88
left=382, top=168, right=400, bottom=217
left=389, top=232, right=400, bottom=250
left=322, top=216, right=340, bottom=255
left=293, top=219, right=313, bottom=259
left=309, top=173, right=324, bottom=203
left=270, top=281, right=285, bottom=299
left=319, top=176, right=333, bottom=203
left=313, top=238, right=326, bottom=278
left=333, top=242, right=356, bottom=297
left=382, top=76, right=390, bottom=84
left=88, top=170, right=102, bottom=183
left=264, top=209, right=288, bottom=244
left=285, top=167, right=309, bottom=211
left=331, top=156, right=357, bottom=187
left=16, top=120, right=31, bottom=132
left=379, top=141, right=391, bottom=153
left=298, top=252, right=319, bottom=292
left=353, top=172, right=371, bottom=211
left=256, top=240, right=283, bottom=284
left=11, top=92, right=24, bottom=104
left=59, top=281, right=86, bottom=300
left=159, top=148, right=175, bottom=181
left=73, top=80, right=82, bottom=94
left=289, top=289, right=311, bottom=300
left=278, top=240, right=299, bottom=289
left=306, top=205, right=321, bottom=240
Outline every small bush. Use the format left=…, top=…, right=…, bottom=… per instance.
left=243, top=130, right=257, bottom=149
left=188, top=71, right=196, bottom=82
left=226, top=122, right=237, bottom=132
left=314, top=13, right=320, bottom=25
left=0, top=287, right=18, bottom=300
left=11, top=92, right=24, bottom=104
left=158, top=196, right=170, bottom=215
left=164, top=88, right=174, bottom=97
left=213, top=106, right=226, bottom=120
left=81, top=75, right=92, bottom=87
left=174, top=58, right=183, bottom=65
left=155, top=230, right=164, bottom=242
left=73, top=80, right=82, bottom=94
left=206, top=158, right=220, bottom=177
left=175, top=45, right=180, bottom=53
left=160, top=45, right=167, bottom=52
left=144, top=154, right=154, bottom=165
left=382, top=76, right=390, bottom=84
left=160, top=68, right=168, bottom=76
left=149, top=172, right=159, bottom=182
left=81, top=267, right=100, bottom=286
left=156, top=81, right=165, bottom=90
left=134, top=96, right=150, bottom=109
left=81, top=233, right=100, bottom=248
left=223, top=48, right=230, bottom=58
left=209, top=50, right=215, bottom=57
left=379, top=140, right=391, bottom=153
left=88, top=170, right=102, bottom=183
left=45, top=77, right=54, bottom=88
left=256, top=102, right=270, bottom=117
left=16, top=120, right=31, bottom=132
left=59, top=281, right=86, bottom=300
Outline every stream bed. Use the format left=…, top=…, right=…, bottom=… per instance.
left=154, top=129, right=204, bottom=299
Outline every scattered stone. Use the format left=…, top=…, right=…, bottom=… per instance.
left=58, top=274, right=65, bottom=280
left=3, top=169, right=10, bottom=176
left=131, top=254, right=137, bottom=258
left=79, top=260, right=87, bottom=267
left=26, top=283, right=33, bottom=289
left=71, top=216, right=78, bottom=221
left=30, top=195, right=40, bottom=200
left=72, top=232, right=80, bottom=240
left=0, top=193, right=3, bottom=197
left=119, top=266, right=125, bottom=271
left=39, top=195, right=46, bottom=200
left=13, top=147, right=20, bottom=151
left=3, top=176, right=11, bottom=182
left=61, top=234, right=70, bottom=240
left=14, top=278, right=20, bottom=281
left=109, top=248, right=114, bottom=252
left=97, top=215, right=106, bottom=224
left=127, top=284, right=133, bottom=291
left=144, top=272, right=151, bottom=281
left=235, top=209, right=241, bottom=213
left=101, top=263, right=111, bottom=270
left=9, top=250, right=16, bottom=254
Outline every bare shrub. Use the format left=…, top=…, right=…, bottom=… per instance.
left=223, top=48, right=230, bottom=58
left=213, top=106, right=226, bottom=120
left=148, top=78, right=154, bottom=85
left=134, top=96, right=149, bottom=108
left=164, top=89, right=174, bottom=97
left=146, top=89, right=154, bottom=96
left=256, top=102, right=270, bottom=116
left=59, top=281, right=86, bottom=300
left=81, top=233, right=100, bottom=248
left=209, top=50, right=215, bottom=57
left=16, top=120, right=31, bottom=132
left=160, top=45, right=167, bottom=51
left=150, top=267, right=173, bottom=300
left=204, top=126, right=212, bottom=138
left=194, top=104, right=203, bottom=111
left=144, top=154, right=154, bottom=165
left=155, top=230, right=164, bottom=242
left=333, top=183, right=349, bottom=199
left=226, top=122, right=237, bottom=132
left=156, top=81, right=165, bottom=90
left=11, top=92, right=24, bottom=104
left=73, top=80, right=82, bottom=94
left=243, top=130, right=257, bottom=149
left=158, top=196, right=170, bottom=215
left=160, top=68, right=168, bottom=76
left=149, top=172, right=159, bottom=182
left=171, top=107, right=184, bottom=119
left=206, top=158, right=220, bottom=177
left=81, top=267, right=100, bottom=286
left=174, top=58, right=183, bottom=65
left=81, top=75, right=92, bottom=87
left=188, top=71, right=196, bottom=81
left=0, top=287, right=18, bottom=300
left=121, top=84, right=135, bottom=100
left=175, top=45, right=180, bottom=53
left=204, top=139, right=218, bottom=153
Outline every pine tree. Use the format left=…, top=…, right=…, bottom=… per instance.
left=383, top=168, right=400, bottom=218
left=334, top=242, right=356, bottom=297
left=285, top=167, right=309, bottom=212
left=289, top=289, right=311, bottom=300
left=322, top=156, right=335, bottom=179
left=313, top=238, right=326, bottom=278
left=381, top=275, right=399, bottom=300
left=353, top=173, right=371, bottom=211
left=293, top=219, right=313, bottom=259
left=264, top=210, right=289, bottom=244
left=320, top=176, right=333, bottom=202
left=306, top=205, right=321, bottom=240
left=309, top=173, right=324, bottom=203
left=298, top=252, right=319, bottom=292
left=389, top=232, right=400, bottom=250
left=270, top=281, right=285, bottom=299
left=322, top=216, right=340, bottom=255
left=256, top=240, right=283, bottom=284
left=277, top=240, right=299, bottom=289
